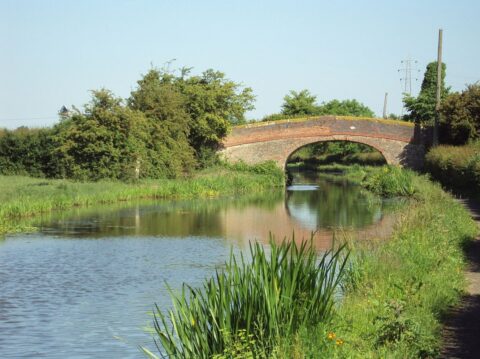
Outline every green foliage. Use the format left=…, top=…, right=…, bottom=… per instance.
left=223, top=160, right=284, bottom=178
left=0, top=64, right=253, bottom=180
left=425, top=141, right=480, bottom=194
left=271, top=91, right=375, bottom=120
left=317, top=99, right=375, bottom=117
left=362, top=165, right=416, bottom=197
left=439, top=83, right=480, bottom=144
left=130, top=67, right=255, bottom=159
left=281, top=89, right=318, bottom=116
left=0, top=127, right=56, bottom=176
left=148, top=238, right=348, bottom=358
left=403, top=61, right=449, bottom=124
left=53, top=89, right=196, bottom=181
left=287, top=141, right=385, bottom=167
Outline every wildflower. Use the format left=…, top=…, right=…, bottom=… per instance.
left=327, top=332, right=336, bottom=340
left=336, top=339, right=344, bottom=346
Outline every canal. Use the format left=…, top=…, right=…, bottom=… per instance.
left=0, top=172, right=401, bottom=358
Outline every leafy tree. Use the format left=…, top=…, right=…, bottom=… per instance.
left=126, top=74, right=200, bottom=178
left=176, top=68, right=255, bottom=153
left=279, top=90, right=374, bottom=118
left=129, top=67, right=254, bottom=164
left=403, top=62, right=449, bottom=124
left=281, top=89, right=318, bottom=116
left=439, top=83, right=480, bottom=144
left=53, top=89, right=196, bottom=180
left=317, top=99, right=374, bottom=117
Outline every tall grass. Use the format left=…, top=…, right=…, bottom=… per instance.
left=146, top=238, right=349, bottom=358
left=425, top=140, right=480, bottom=196
left=362, top=165, right=416, bottom=197
left=0, top=162, right=284, bottom=235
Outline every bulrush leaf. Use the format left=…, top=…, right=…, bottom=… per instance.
left=150, top=234, right=349, bottom=358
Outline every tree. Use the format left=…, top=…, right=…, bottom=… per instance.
left=129, top=67, right=255, bottom=163
left=403, top=61, right=449, bottom=124
left=440, top=83, right=480, bottom=144
left=53, top=89, right=196, bottom=180
left=317, top=99, right=374, bottom=117
left=281, top=89, right=318, bottom=116
left=176, top=68, right=255, bottom=153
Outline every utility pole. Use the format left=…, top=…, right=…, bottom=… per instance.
left=433, top=29, right=443, bottom=146
left=383, top=92, right=388, bottom=119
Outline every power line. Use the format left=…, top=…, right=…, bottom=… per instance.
left=398, top=57, right=420, bottom=115
left=398, top=57, right=420, bottom=96
left=0, top=116, right=58, bottom=122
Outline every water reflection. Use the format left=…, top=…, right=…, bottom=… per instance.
left=31, top=171, right=399, bottom=249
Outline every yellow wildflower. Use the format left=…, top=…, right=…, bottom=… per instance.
left=327, top=332, right=336, bottom=340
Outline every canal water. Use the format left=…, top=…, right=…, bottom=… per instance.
left=0, top=172, right=400, bottom=358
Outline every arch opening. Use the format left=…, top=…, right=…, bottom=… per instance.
left=285, top=140, right=387, bottom=182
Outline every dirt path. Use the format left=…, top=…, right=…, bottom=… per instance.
left=441, top=198, right=480, bottom=359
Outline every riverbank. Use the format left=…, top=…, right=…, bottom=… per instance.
left=280, top=166, right=478, bottom=358
left=0, top=162, right=284, bottom=236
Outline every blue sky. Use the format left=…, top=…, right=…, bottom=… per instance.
left=1, top=0, right=479, bottom=128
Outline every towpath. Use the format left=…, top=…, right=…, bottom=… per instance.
left=441, top=197, right=480, bottom=358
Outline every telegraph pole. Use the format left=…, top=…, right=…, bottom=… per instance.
left=433, top=29, right=443, bottom=146
left=383, top=92, right=388, bottom=119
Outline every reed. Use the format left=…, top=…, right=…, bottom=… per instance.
left=146, top=237, right=349, bottom=358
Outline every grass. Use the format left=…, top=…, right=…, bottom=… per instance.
left=425, top=140, right=480, bottom=198
left=0, top=161, right=284, bottom=236
left=239, top=115, right=415, bottom=128
left=145, top=237, right=349, bottom=359
left=278, top=166, right=478, bottom=358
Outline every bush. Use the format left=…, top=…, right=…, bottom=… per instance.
left=425, top=141, right=480, bottom=193
left=0, top=127, right=56, bottom=177
left=440, top=83, right=480, bottom=144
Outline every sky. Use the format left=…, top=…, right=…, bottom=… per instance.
left=1, top=0, right=479, bottom=129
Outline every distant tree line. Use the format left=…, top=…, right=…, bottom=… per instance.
left=262, top=90, right=375, bottom=121
left=0, top=67, right=254, bottom=180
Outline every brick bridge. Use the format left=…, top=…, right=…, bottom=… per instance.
left=219, top=116, right=425, bottom=169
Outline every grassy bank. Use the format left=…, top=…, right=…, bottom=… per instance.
left=425, top=141, right=480, bottom=198
left=281, top=166, right=478, bottom=358
left=0, top=161, right=284, bottom=236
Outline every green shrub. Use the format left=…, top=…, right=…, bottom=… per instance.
left=425, top=141, right=480, bottom=194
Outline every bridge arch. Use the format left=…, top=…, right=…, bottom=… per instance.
left=219, top=116, right=425, bottom=170
left=285, top=138, right=388, bottom=170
